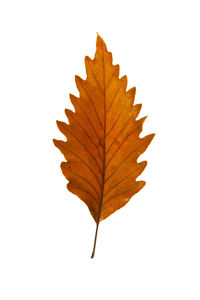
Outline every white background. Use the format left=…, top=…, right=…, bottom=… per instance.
left=0, top=0, right=200, bottom=299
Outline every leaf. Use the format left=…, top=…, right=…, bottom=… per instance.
left=53, top=35, right=155, bottom=258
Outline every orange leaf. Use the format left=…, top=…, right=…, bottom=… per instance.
left=53, top=35, right=155, bottom=258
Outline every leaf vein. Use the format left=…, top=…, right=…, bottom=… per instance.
left=105, top=140, right=147, bottom=184
left=76, top=100, right=100, bottom=142
left=106, top=114, right=134, bottom=154
left=106, top=79, right=124, bottom=113
left=105, top=124, right=141, bottom=169
left=79, top=80, right=104, bottom=129
left=106, top=95, right=127, bottom=138
left=70, top=114, right=103, bottom=162
left=67, top=129, right=102, bottom=175
left=57, top=142, right=101, bottom=187
left=87, top=59, right=104, bottom=94
left=104, top=170, right=138, bottom=198
left=103, top=188, right=134, bottom=206
left=69, top=171, right=100, bottom=200
left=70, top=185, right=99, bottom=206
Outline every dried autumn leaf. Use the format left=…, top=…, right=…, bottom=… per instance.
left=53, top=35, right=155, bottom=258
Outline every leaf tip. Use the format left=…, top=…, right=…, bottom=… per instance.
left=96, top=34, right=107, bottom=50
left=96, top=32, right=102, bottom=40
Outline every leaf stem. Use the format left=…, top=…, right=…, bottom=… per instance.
left=91, top=222, right=99, bottom=258
left=91, top=165, right=105, bottom=258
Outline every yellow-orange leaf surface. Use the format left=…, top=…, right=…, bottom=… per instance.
left=53, top=35, right=154, bottom=257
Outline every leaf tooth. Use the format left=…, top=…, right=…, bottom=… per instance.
left=133, top=103, right=142, bottom=119
left=136, top=134, right=155, bottom=156
left=53, top=139, right=68, bottom=159
left=85, top=55, right=92, bottom=62
left=120, top=75, right=127, bottom=91
left=85, top=55, right=93, bottom=68
left=53, top=138, right=61, bottom=149
left=136, top=116, right=148, bottom=135
left=84, top=56, right=94, bottom=80
left=75, top=75, right=85, bottom=93
left=127, top=86, right=136, bottom=106
left=69, top=94, right=78, bottom=110
left=56, top=120, right=69, bottom=138
left=65, top=109, right=74, bottom=124
left=140, top=160, right=148, bottom=170
left=113, top=64, right=120, bottom=77
left=135, top=180, right=146, bottom=190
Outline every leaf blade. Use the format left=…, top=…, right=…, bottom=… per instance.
left=54, top=35, right=155, bottom=257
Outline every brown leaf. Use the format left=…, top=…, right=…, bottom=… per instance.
left=53, top=35, right=155, bottom=258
